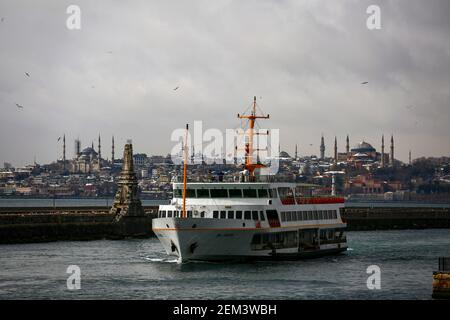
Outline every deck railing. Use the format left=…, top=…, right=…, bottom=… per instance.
left=279, top=196, right=345, bottom=205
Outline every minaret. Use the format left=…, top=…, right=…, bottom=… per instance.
left=320, top=134, right=325, bottom=160
left=390, top=135, right=394, bottom=166
left=346, top=134, right=350, bottom=158
left=91, top=141, right=94, bottom=150
left=381, top=134, right=385, bottom=167
left=295, top=144, right=298, bottom=160
left=111, top=136, right=115, bottom=165
left=63, top=134, right=66, bottom=171
left=98, top=134, right=101, bottom=160
left=75, top=139, right=81, bottom=158
left=334, top=136, right=338, bottom=166
left=409, top=150, right=412, bottom=165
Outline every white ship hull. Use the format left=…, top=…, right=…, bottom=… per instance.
left=153, top=204, right=347, bottom=262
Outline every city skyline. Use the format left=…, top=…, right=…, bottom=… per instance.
left=1, top=0, right=449, bottom=166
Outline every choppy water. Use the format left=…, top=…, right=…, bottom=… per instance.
left=0, top=229, right=448, bottom=299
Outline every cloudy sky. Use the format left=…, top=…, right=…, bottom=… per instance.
left=0, top=0, right=449, bottom=167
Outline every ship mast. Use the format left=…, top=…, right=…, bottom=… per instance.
left=238, top=96, right=270, bottom=181
left=182, top=124, right=189, bottom=218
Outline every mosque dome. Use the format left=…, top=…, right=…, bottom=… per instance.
left=279, top=151, right=291, bottom=158
left=351, top=141, right=376, bottom=153
left=79, top=147, right=98, bottom=160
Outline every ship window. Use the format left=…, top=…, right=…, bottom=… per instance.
left=200, top=211, right=205, bottom=218
left=318, top=211, right=323, bottom=220
left=296, top=211, right=302, bottom=221
left=260, top=211, right=266, bottom=221
left=227, top=211, right=234, bottom=219
left=211, top=189, right=228, bottom=198
left=333, top=211, right=337, bottom=219
left=280, top=211, right=286, bottom=222
left=220, top=211, right=226, bottom=219
left=302, top=211, right=307, bottom=221
left=270, top=188, right=278, bottom=198
left=307, top=211, right=312, bottom=220
left=313, top=211, right=318, bottom=220
left=160, top=210, right=166, bottom=218
left=244, top=211, right=251, bottom=220
left=229, top=189, right=243, bottom=198
left=174, top=189, right=182, bottom=198
left=186, top=189, right=197, bottom=198
left=197, top=189, right=210, bottom=198
left=213, top=211, right=219, bottom=219
left=257, top=189, right=268, bottom=198
left=328, top=210, right=332, bottom=219
left=187, top=211, right=192, bottom=218
left=167, top=210, right=173, bottom=218
left=243, top=189, right=257, bottom=198
left=236, top=211, right=243, bottom=219
left=286, top=211, right=291, bottom=221
left=278, top=187, right=293, bottom=198
left=252, top=211, right=259, bottom=220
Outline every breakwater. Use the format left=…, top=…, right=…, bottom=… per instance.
left=0, top=206, right=158, bottom=244
left=0, top=204, right=449, bottom=244
left=342, top=206, right=450, bottom=230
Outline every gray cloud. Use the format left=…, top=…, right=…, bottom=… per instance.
left=0, top=0, right=449, bottom=166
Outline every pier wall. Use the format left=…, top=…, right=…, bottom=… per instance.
left=0, top=205, right=449, bottom=244
left=342, top=206, right=450, bottom=231
left=0, top=206, right=158, bottom=244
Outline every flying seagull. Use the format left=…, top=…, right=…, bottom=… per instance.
left=57, top=137, right=61, bottom=142
left=173, top=86, right=179, bottom=91
left=25, top=72, right=30, bottom=77
left=107, top=51, right=113, bottom=54
left=15, top=103, right=23, bottom=109
left=361, top=81, right=368, bottom=85
left=1, top=18, right=4, bottom=23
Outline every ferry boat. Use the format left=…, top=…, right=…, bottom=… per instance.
left=152, top=97, right=348, bottom=262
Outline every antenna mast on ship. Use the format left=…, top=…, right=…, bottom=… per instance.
left=182, top=124, right=189, bottom=218
left=237, top=96, right=270, bottom=181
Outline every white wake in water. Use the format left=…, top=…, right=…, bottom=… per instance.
left=144, top=257, right=180, bottom=264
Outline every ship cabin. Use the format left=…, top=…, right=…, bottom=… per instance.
left=157, top=182, right=345, bottom=226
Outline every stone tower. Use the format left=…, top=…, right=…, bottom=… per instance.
left=381, top=134, right=385, bottom=168
left=390, top=135, right=395, bottom=167
left=110, top=143, right=145, bottom=222
left=320, top=134, right=325, bottom=160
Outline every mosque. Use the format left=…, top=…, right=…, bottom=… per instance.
left=58, top=134, right=116, bottom=173
left=320, top=134, right=395, bottom=167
